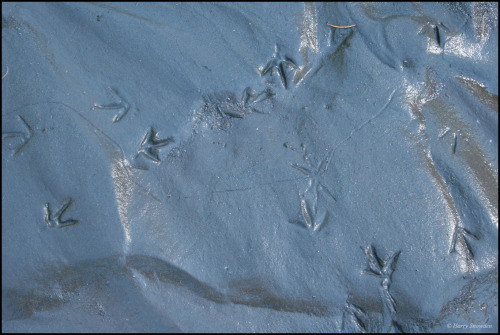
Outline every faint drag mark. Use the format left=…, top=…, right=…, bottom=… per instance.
left=93, top=86, right=130, bottom=123
left=284, top=89, right=397, bottom=234
left=2, top=66, right=8, bottom=79
left=331, top=88, right=397, bottom=155
left=259, top=44, right=298, bottom=89
left=43, top=197, right=79, bottom=228
left=1, top=115, right=34, bottom=157
left=135, top=127, right=175, bottom=164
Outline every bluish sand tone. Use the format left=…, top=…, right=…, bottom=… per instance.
left=2, top=3, right=498, bottom=332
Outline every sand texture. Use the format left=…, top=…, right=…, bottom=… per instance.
left=2, top=3, right=498, bottom=332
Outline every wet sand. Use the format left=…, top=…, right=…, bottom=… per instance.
left=2, top=3, right=498, bottom=332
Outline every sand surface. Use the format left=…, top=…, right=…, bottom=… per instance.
left=2, top=2, right=498, bottom=332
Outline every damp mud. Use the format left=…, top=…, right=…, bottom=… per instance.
left=2, top=3, right=498, bottom=332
